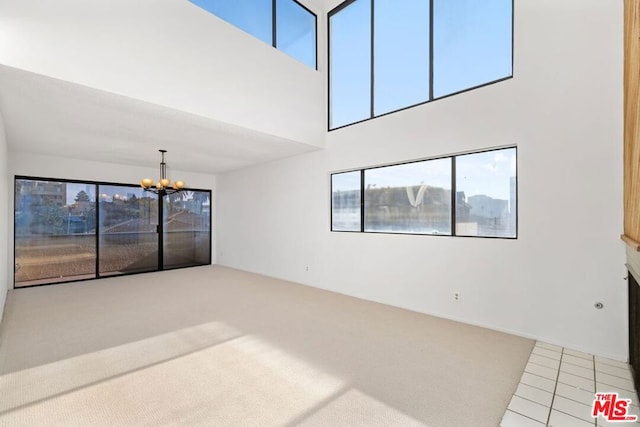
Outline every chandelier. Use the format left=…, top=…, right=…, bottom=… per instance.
left=140, top=149, right=185, bottom=195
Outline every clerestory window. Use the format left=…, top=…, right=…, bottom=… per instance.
left=189, top=0, right=317, bottom=69
left=329, top=0, right=513, bottom=130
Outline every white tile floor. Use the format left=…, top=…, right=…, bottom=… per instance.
left=501, top=342, right=640, bottom=426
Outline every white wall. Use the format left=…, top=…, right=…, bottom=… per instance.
left=8, top=151, right=217, bottom=288
left=0, top=113, right=7, bottom=322
left=217, top=0, right=626, bottom=359
left=0, top=0, right=324, bottom=148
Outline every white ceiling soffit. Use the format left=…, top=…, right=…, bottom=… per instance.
left=0, top=65, right=320, bottom=174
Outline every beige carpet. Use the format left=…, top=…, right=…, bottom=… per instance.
left=0, top=265, right=533, bottom=426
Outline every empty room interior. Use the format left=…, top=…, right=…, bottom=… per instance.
left=0, top=0, right=638, bottom=426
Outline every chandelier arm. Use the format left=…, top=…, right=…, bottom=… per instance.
left=142, top=188, right=181, bottom=196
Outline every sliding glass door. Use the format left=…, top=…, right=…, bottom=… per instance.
left=98, top=186, right=159, bottom=276
left=14, top=177, right=212, bottom=288
left=15, top=179, right=97, bottom=286
left=163, top=190, right=211, bottom=270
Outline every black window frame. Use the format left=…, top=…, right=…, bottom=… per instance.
left=190, top=0, right=318, bottom=70
left=13, top=175, right=213, bottom=289
left=330, top=146, right=518, bottom=239
left=328, top=0, right=515, bottom=131
left=274, top=0, right=318, bottom=70
left=330, top=169, right=363, bottom=232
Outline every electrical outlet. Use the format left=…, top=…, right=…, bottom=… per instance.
left=454, top=292, right=461, bottom=302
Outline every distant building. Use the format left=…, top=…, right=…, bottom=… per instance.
left=510, top=176, right=517, bottom=229
left=467, top=194, right=509, bottom=221
left=16, top=180, right=67, bottom=208
left=456, top=191, right=471, bottom=220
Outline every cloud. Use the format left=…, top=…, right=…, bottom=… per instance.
left=494, top=153, right=509, bottom=163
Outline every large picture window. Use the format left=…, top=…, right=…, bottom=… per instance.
left=189, top=0, right=317, bottom=69
left=364, top=158, right=451, bottom=234
left=14, top=177, right=212, bottom=288
left=329, top=0, right=513, bottom=129
left=331, top=147, right=517, bottom=238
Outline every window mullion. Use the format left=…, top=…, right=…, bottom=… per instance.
left=95, top=184, right=100, bottom=278
left=370, top=0, right=375, bottom=119
left=429, top=0, right=434, bottom=101
left=361, top=169, right=365, bottom=232
left=272, top=0, right=277, bottom=47
left=451, top=156, right=456, bottom=236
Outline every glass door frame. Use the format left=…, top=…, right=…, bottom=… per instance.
left=14, top=175, right=212, bottom=289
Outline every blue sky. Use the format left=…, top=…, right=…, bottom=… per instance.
left=187, top=0, right=512, bottom=128
left=330, top=0, right=512, bottom=128
left=189, top=0, right=316, bottom=68
left=333, top=148, right=516, bottom=202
